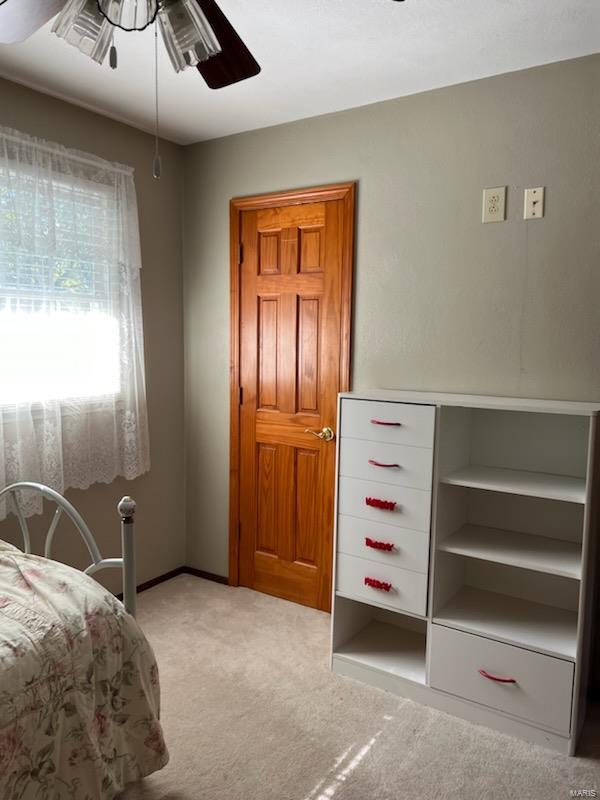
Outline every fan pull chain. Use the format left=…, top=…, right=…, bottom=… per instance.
left=153, top=21, right=162, bottom=179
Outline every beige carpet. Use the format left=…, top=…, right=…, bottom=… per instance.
left=122, top=575, right=600, bottom=800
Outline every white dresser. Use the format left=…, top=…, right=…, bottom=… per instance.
left=330, top=390, right=600, bottom=754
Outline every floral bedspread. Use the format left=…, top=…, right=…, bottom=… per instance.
left=0, top=540, right=168, bottom=800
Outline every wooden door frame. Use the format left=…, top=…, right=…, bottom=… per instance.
left=229, top=181, right=356, bottom=586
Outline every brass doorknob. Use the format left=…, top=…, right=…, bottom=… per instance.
left=305, top=426, right=335, bottom=442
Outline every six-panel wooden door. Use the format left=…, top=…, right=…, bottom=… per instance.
left=233, top=185, right=354, bottom=611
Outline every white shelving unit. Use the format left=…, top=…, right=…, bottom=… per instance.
left=437, top=524, right=582, bottom=579
left=433, top=586, right=578, bottom=660
left=441, top=465, right=586, bottom=504
left=330, top=390, right=599, bottom=756
left=335, top=620, right=427, bottom=684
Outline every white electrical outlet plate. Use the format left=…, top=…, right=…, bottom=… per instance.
left=524, top=187, right=545, bottom=219
left=482, top=186, right=506, bottom=223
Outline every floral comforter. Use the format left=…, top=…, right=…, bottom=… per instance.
left=0, top=540, right=168, bottom=800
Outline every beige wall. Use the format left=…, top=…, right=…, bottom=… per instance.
left=183, top=54, right=600, bottom=576
left=0, top=78, right=185, bottom=592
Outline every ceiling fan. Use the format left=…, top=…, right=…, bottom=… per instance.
left=0, top=0, right=261, bottom=89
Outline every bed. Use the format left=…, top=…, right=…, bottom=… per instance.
left=0, top=482, right=169, bottom=800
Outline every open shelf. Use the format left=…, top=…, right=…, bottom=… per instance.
left=334, top=620, right=426, bottom=685
left=433, top=586, right=577, bottom=661
left=438, top=525, right=582, bottom=580
left=441, top=465, right=586, bottom=504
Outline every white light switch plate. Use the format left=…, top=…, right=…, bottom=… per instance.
left=524, top=187, right=545, bottom=219
left=482, top=187, right=506, bottom=223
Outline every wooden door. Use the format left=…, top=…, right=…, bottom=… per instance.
left=230, top=184, right=355, bottom=611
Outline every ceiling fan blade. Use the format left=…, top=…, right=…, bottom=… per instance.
left=0, top=0, right=67, bottom=43
left=195, top=0, right=260, bottom=90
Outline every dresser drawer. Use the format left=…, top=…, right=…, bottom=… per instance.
left=336, top=552, right=428, bottom=615
left=340, top=399, right=435, bottom=447
left=429, top=625, right=574, bottom=734
left=338, top=476, right=431, bottom=532
left=339, top=438, right=433, bottom=490
left=337, top=515, right=429, bottom=573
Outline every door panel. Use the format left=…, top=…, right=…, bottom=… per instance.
left=259, top=231, right=280, bottom=275
left=299, top=226, right=325, bottom=273
left=237, top=188, right=354, bottom=611
left=258, top=298, right=278, bottom=409
left=256, top=444, right=277, bottom=554
left=298, top=297, right=320, bottom=413
left=296, top=448, right=320, bottom=565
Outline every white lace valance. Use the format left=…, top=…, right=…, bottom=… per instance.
left=0, top=126, right=150, bottom=519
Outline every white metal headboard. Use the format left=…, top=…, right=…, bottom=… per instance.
left=0, top=482, right=138, bottom=616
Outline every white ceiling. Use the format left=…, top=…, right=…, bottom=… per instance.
left=0, top=0, right=598, bottom=145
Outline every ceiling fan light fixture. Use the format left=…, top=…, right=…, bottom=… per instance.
left=97, top=0, right=158, bottom=31
left=157, top=0, right=221, bottom=73
left=52, top=0, right=114, bottom=64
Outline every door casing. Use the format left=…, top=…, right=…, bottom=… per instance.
left=229, top=182, right=356, bottom=587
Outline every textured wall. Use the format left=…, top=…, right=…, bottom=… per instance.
left=0, top=78, right=185, bottom=591
left=183, top=54, right=600, bottom=576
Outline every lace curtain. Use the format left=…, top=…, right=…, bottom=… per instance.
left=0, top=126, right=150, bottom=520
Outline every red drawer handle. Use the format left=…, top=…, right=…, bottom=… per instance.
left=364, top=577, right=392, bottom=592
left=368, top=459, right=401, bottom=469
left=370, top=419, right=402, bottom=427
left=478, top=669, right=517, bottom=684
left=365, top=537, right=394, bottom=552
left=365, top=497, right=397, bottom=511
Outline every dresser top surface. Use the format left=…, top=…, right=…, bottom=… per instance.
left=339, top=389, right=600, bottom=416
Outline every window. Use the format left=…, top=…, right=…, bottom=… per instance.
left=0, top=127, right=150, bottom=520
left=1, top=175, right=120, bottom=403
